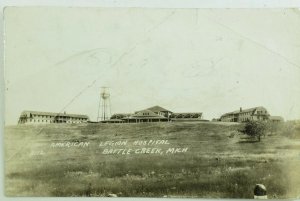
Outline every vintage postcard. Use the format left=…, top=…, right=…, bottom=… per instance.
left=3, top=7, right=300, bottom=198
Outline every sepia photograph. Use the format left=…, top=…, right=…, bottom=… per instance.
left=3, top=7, right=300, bottom=198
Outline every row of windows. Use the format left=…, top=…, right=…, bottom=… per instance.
left=156, top=112, right=164, bottom=116
left=31, top=115, right=86, bottom=121
left=240, top=117, right=253, bottom=122
left=223, top=111, right=267, bottom=120
left=55, top=117, right=86, bottom=120
left=257, top=111, right=267, bottom=114
left=240, top=112, right=251, bottom=116
left=224, top=110, right=267, bottom=118
left=55, top=116, right=86, bottom=120
left=22, top=119, right=85, bottom=123
left=32, top=115, right=53, bottom=118
left=31, top=119, right=51, bottom=122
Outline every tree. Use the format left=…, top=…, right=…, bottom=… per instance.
left=242, top=120, right=267, bottom=141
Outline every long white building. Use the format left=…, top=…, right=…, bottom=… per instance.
left=18, top=111, right=89, bottom=124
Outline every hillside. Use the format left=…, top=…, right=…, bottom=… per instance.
left=4, top=122, right=300, bottom=198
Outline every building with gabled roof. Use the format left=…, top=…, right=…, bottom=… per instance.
left=146, top=105, right=170, bottom=112
left=220, top=107, right=270, bottom=122
left=108, top=105, right=207, bottom=123
left=146, top=105, right=173, bottom=118
left=121, top=109, right=168, bottom=123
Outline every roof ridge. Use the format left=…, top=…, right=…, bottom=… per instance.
left=21, top=110, right=89, bottom=118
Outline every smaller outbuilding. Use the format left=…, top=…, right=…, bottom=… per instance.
left=269, top=116, right=284, bottom=123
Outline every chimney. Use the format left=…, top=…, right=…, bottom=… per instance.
left=240, top=107, right=242, bottom=112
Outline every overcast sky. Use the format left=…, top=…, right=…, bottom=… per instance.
left=4, top=7, right=300, bottom=124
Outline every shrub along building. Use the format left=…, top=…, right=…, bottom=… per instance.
left=109, top=105, right=205, bottom=123
left=18, top=111, right=89, bottom=124
left=219, top=107, right=283, bottom=123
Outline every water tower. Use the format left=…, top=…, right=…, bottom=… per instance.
left=97, top=87, right=111, bottom=121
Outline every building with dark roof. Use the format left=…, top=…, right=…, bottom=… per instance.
left=109, top=108, right=169, bottom=123
left=220, top=107, right=270, bottom=122
left=146, top=105, right=172, bottom=117
left=108, top=105, right=205, bottom=123
left=170, top=112, right=204, bottom=121
left=18, top=110, right=89, bottom=124
left=122, top=109, right=169, bottom=123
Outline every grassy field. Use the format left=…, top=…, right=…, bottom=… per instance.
left=4, top=122, right=300, bottom=198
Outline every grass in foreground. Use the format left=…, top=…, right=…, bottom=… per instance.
left=4, top=122, right=300, bottom=198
